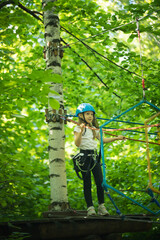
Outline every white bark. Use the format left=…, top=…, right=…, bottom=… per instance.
left=43, top=0, right=68, bottom=211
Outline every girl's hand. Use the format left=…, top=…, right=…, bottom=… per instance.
left=80, top=123, right=85, bottom=133
left=118, top=135, right=126, bottom=140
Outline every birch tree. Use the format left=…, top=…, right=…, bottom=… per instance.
left=43, top=0, right=69, bottom=211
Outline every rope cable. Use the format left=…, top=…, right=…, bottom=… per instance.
left=61, top=26, right=142, bottom=79
left=61, top=38, right=121, bottom=99
left=104, top=127, right=157, bottom=135
left=67, top=115, right=145, bottom=125
left=65, top=117, right=160, bottom=146
left=61, top=10, right=160, bottom=47
left=136, top=18, right=146, bottom=99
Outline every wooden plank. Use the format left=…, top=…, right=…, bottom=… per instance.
left=0, top=216, right=152, bottom=240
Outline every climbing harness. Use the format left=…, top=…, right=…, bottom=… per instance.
left=72, top=152, right=85, bottom=180
left=71, top=149, right=98, bottom=180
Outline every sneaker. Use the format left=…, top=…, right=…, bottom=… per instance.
left=98, top=203, right=109, bottom=216
left=87, top=206, right=96, bottom=216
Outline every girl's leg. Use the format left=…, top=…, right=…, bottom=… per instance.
left=81, top=170, right=93, bottom=208
left=92, top=162, right=104, bottom=204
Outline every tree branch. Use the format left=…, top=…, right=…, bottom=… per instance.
left=0, top=0, right=13, bottom=9
left=17, top=2, right=43, bottom=22
left=0, top=0, right=43, bottom=22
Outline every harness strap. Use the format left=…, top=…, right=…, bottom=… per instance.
left=79, top=149, right=97, bottom=172
left=72, top=149, right=101, bottom=180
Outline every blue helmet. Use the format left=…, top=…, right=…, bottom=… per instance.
left=75, top=103, right=95, bottom=117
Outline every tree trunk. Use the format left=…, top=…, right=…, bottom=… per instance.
left=43, top=0, right=68, bottom=211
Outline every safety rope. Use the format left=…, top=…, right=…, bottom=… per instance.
left=67, top=115, right=145, bottom=125
left=67, top=118, right=159, bottom=132
left=66, top=118, right=160, bottom=146
left=99, top=131, right=160, bottom=146
left=147, top=188, right=160, bottom=208
left=103, top=185, right=122, bottom=216
left=45, top=109, right=160, bottom=146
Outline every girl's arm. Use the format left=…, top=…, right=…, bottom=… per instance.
left=74, top=123, right=85, bottom=147
left=96, top=133, right=125, bottom=143
left=103, top=135, right=125, bottom=143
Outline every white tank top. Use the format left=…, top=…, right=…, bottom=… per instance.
left=74, top=126, right=99, bottom=150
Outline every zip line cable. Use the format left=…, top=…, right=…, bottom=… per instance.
left=62, top=20, right=160, bottom=146
left=61, top=38, right=121, bottom=99
left=61, top=26, right=143, bottom=79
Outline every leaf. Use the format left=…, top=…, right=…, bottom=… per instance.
left=12, top=114, right=26, bottom=118
left=42, top=84, right=60, bottom=95
left=127, top=34, right=136, bottom=43
left=45, top=73, right=64, bottom=83
left=49, top=98, right=60, bottom=109
left=29, top=70, right=64, bottom=83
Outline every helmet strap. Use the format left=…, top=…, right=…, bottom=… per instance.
left=78, top=112, right=88, bottom=125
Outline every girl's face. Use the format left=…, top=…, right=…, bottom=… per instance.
left=84, top=111, right=94, bottom=124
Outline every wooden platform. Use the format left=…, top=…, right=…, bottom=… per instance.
left=0, top=211, right=153, bottom=240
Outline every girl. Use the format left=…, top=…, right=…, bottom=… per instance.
left=74, top=103, right=125, bottom=216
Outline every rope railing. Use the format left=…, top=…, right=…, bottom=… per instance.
left=66, top=118, right=160, bottom=146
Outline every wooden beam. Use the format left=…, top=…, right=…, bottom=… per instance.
left=0, top=215, right=152, bottom=240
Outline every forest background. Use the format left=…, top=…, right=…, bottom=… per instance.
left=1, top=0, right=160, bottom=238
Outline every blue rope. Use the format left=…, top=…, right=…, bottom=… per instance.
left=103, top=127, right=157, bottom=135
left=100, top=100, right=145, bottom=128
left=67, top=115, right=145, bottom=126
left=97, top=117, right=145, bottom=125
left=103, top=184, right=122, bottom=216
left=103, top=181, right=160, bottom=215
left=147, top=188, right=160, bottom=208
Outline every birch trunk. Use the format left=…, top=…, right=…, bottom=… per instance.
left=43, top=0, right=68, bottom=211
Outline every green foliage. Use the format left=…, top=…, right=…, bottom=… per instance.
left=0, top=1, right=160, bottom=233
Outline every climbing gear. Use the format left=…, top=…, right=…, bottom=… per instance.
left=87, top=206, right=96, bottom=216
left=100, top=99, right=160, bottom=216
left=98, top=203, right=109, bottom=216
left=72, top=153, right=84, bottom=180
left=75, top=103, right=95, bottom=117
left=67, top=118, right=160, bottom=146
left=71, top=149, right=98, bottom=180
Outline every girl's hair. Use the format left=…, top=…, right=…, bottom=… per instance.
left=78, top=114, right=99, bottom=139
